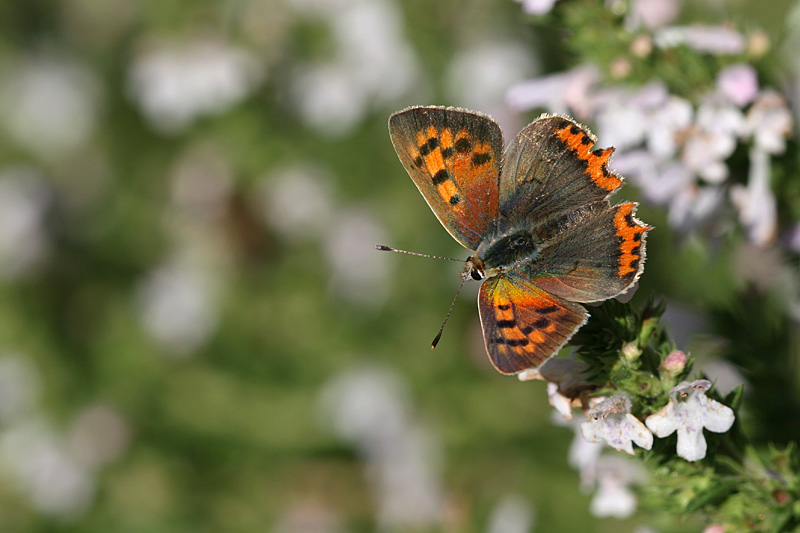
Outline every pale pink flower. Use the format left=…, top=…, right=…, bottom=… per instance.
left=626, top=0, right=681, bottom=30
left=646, top=95, right=693, bottom=160
left=730, top=147, right=777, bottom=246
left=581, top=394, right=653, bottom=455
left=645, top=380, right=736, bottom=462
left=660, top=350, right=688, bottom=375
left=667, top=185, right=724, bottom=232
left=506, top=66, right=599, bottom=118
left=717, top=64, right=759, bottom=107
left=654, top=25, right=746, bottom=55
left=744, top=90, right=793, bottom=154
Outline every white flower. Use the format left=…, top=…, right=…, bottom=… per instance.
left=667, top=184, right=724, bottom=233
left=519, top=358, right=590, bottom=420
left=589, top=455, right=647, bottom=518
left=320, top=367, right=443, bottom=530
left=654, top=25, right=746, bottom=55
left=323, top=207, right=390, bottom=307
left=0, top=354, right=40, bottom=423
left=646, top=95, right=693, bottom=160
left=730, top=147, right=777, bottom=246
left=0, top=167, right=51, bottom=279
left=0, top=420, right=94, bottom=517
left=260, top=164, right=335, bottom=241
left=0, top=56, right=100, bottom=158
left=506, top=65, right=599, bottom=118
left=626, top=0, right=680, bottom=30
left=446, top=42, right=537, bottom=112
left=682, top=98, right=745, bottom=184
left=744, top=90, right=793, bottom=154
left=290, top=0, right=421, bottom=136
left=128, top=37, right=264, bottom=133
left=486, top=494, right=535, bottom=533
left=581, top=394, right=653, bottom=455
left=514, top=0, right=559, bottom=15
left=645, top=379, right=735, bottom=462
left=137, top=259, right=219, bottom=355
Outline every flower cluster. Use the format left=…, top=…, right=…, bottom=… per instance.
left=509, top=0, right=793, bottom=247
left=523, top=298, right=745, bottom=520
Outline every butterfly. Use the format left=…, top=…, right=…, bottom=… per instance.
left=386, top=106, right=651, bottom=375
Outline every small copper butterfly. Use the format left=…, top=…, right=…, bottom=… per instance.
left=384, top=106, right=651, bottom=375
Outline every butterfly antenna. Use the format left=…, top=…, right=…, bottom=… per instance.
left=431, top=275, right=469, bottom=350
left=375, top=245, right=462, bottom=262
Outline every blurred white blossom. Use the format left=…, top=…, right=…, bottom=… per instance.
left=128, top=37, right=264, bottom=133
left=261, top=164, right=336, bottom=241
left=320, top=367, right=443, bottom=530
left=654, top=25, right=746, bottom=54
left=589, top=455, right=647, bottom=518
left=552, top=414, right=605, bottom=491
left=0, top=167, right=51, bottom=279
left=290, top=0, right=422, bottom=136
left=137, top=258, right=219, bottom=355
left=0, top=55, right=100, bottom=158
left=731, top=148, right=777, bottom=246
left=717, top=64, right=759, bottom=107
left=520, top=358, right=590, bottom=420
left=514, top=0, right=559, bottom=15
left=744, top=90, right=792, bottom=154
left=581, top=394, right=653, bottom=455
left=645, top=380, right=735, bottom=462
left=486, top=494, right=535, bottom=533
left=0, top=421, right=94, bottom=518
left=507, top=66, right=599, bottom=119
left=446, top=42, right=537, bottom=115
left=0, top=354, right=40, bottom=424
left=626, top=0, right=681, bottom=30
left=323, top=208, right=390, bottom=306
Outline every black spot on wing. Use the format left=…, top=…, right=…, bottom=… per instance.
left=432, top=169, right=449, bottom=186
left=419, top=137, right=440, bottom=156
left=472, top=152, right=492, bottom=166
left=455, top=137, right=472, bottom=153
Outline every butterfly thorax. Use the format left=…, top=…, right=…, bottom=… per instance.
left=469, top=229, right=543, bottom=280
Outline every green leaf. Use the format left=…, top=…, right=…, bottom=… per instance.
left=683, top=479, right=739, bottom=515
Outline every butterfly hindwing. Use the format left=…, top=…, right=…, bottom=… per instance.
left=519, top=202, right=652, bottom=303
left=389, top=106, right=503, bottom=250
left=499, top=115, right=622, bottom=225
left=478, top=273, right=588, bottom=374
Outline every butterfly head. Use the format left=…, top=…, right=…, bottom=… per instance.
left=464, top=255, right=490, bottom=281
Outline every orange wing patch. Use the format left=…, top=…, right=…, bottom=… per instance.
left=555, top=124, right=623, bottom=192
left=479, top=275, right=588, bottom=374
left=613, top=203, right=651, bottom=277
left=407, top=127, right=498, bottom=212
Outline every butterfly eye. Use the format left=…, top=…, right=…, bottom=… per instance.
left=470, top=268, right=484, bottom=281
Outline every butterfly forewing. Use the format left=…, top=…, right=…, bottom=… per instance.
left=389, top=106, right=503, bottom=250
left=499, top=115, right=623, bottom=225
left=478, top=273, right=588, bottom=374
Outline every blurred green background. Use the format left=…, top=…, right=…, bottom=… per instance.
left=0, top=0, right=797, bottom=531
